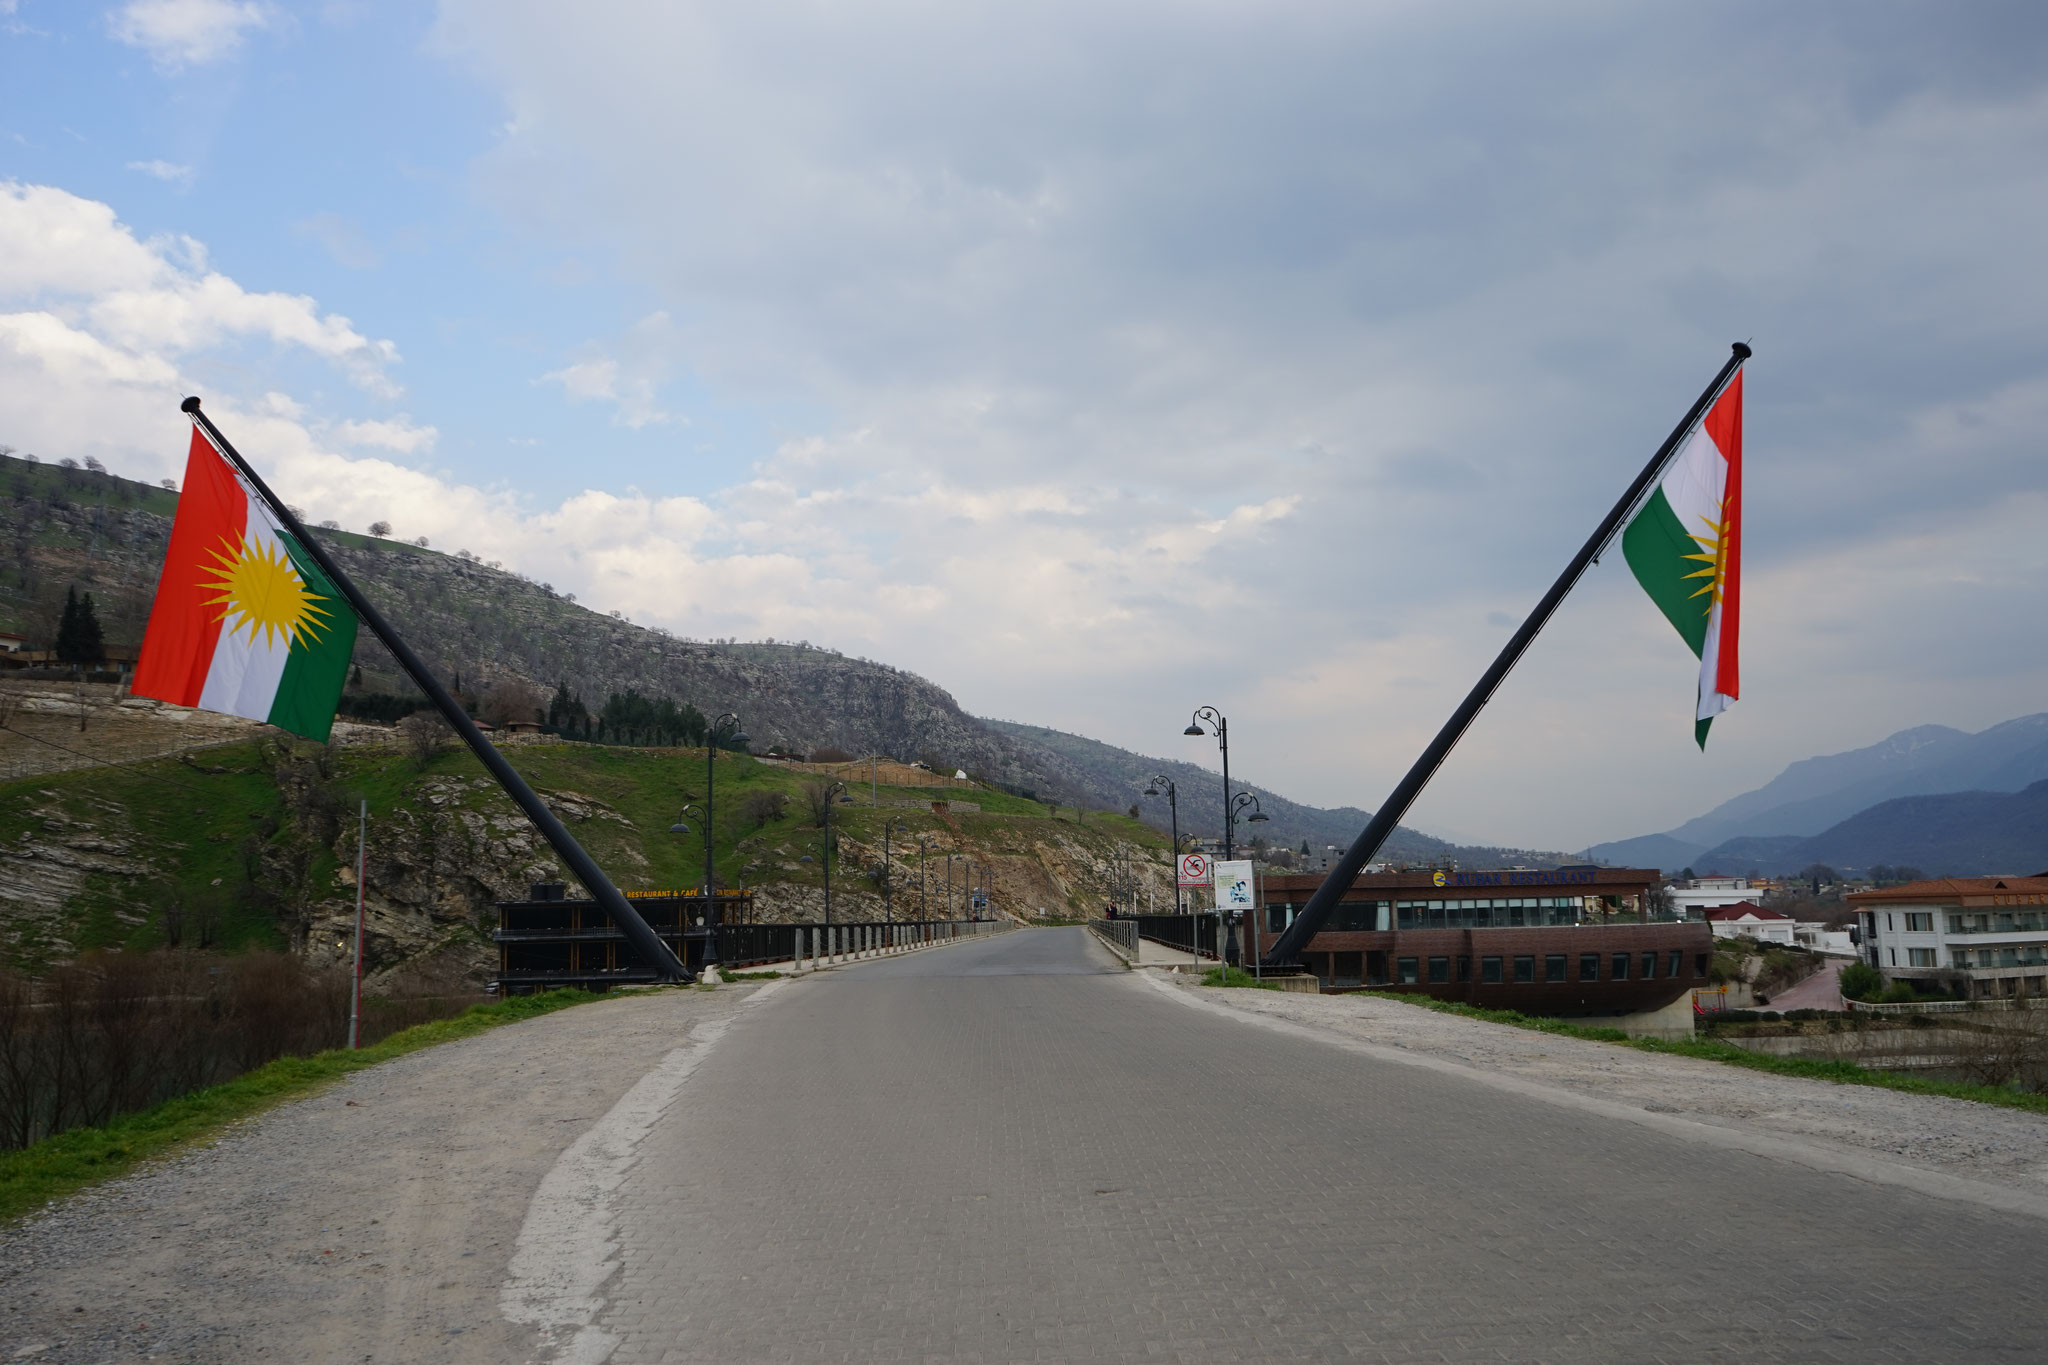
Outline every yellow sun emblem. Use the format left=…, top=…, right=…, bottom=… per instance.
left=1681, top=508, right=1730, bottom=608
left=199, top=533, right=334, bottom=650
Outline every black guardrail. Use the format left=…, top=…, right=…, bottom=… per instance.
left=1130, top=913, right=1219, bottom=960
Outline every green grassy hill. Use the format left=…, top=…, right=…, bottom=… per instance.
left=0, top=737, right=1172, bottom=978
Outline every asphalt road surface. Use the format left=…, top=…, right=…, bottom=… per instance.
left=590, top=928, right=2045, bottom=1363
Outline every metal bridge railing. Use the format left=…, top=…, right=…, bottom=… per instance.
left=1087, top=918, right=1139, bottom=962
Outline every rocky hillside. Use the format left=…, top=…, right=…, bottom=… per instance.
left=2, top=450, right=1529, bottom=862
left=0, top=734, right=1175, bottom=982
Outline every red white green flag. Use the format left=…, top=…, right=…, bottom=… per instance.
left=132, top=425, right=358, bottom=741
left=1621, top=369, right=1743, bottom=748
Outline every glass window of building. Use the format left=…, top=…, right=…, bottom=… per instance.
left=1579, top=952, right=1600, bottom=981
left=1396, top=956, right=1419, bottom=985
left=1612, top=953, right=1630, bottom=980
left=1695, top=953, right=1709, bottom=977
left=1456, top=955, right=1471, bottom=982
left=1668, top=950, right=1684, bottom=978
left=1908, top=948, right=1936, bottom=967
left=1428, top=955, right=1450, bottom=984
left=1513, top=955, right=1535, bottom=983
left=1642, top=952, right=1658, bottom=979
left=1481, top=956, right=1503, bottom=984
left=1545, top=954, right=1567, bottom=983
left=1905, top=913, right=1933, bottom=932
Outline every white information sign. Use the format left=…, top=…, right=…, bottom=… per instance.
left=1213, top=859, right=1256, bottom=912
left=1176, top=852, right=1212, bottom=889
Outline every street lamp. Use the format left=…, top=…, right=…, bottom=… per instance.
left=818, top=779, right=850, bottom=926
left=1218, top=792, right=1268, bottom=969
left=696, top=712, right=749, bottom=973
left=668, top=803, right=707, bottom=971
left=1184, top=706, right=1240, bottom=861
left=880, top=817, right=908, bottom=923
left=1143, top=776, right=1184, bottom=915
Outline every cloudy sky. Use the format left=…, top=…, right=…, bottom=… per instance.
left=5, top=1, right=2047, bottom=849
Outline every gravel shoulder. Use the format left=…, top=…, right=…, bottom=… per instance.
left=0, top=986, right=760, bottom=1364
left=1154, top=974, right=2048, bottom=1199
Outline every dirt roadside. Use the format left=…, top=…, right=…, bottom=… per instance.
left=1154, top=974, right=2048, bottom=1198
left=0, top=986, right=761, bottom=1364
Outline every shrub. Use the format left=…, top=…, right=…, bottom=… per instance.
left=1839, top=962, right=1885, bottom=1002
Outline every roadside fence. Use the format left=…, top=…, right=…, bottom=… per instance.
left=1087, top=918, right=1138, bottom=963
left=785, top=917, right=1014, bottom=973
left=1131, top=913, right=1220, bottom=961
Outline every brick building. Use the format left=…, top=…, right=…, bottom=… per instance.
left=1251, top=866, right=1712, bottom=1016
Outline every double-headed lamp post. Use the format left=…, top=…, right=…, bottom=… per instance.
left=680, top=711, right=748, bottom=974
left=1184, top=706, right=1237, bottom=860
left=1219, top=791, right=1269, bottom=967
left=1142, top=776, right=1183, bottom=915
left=880, top=817, right=908, bottom=923
left=820, top=779, right=852, bottom=925
left=667, top=802, right=707, bottom=971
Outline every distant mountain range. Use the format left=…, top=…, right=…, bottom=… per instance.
left=1687, top=781, right=2048, bottom=879
left=1591, top=714, right=2048, bottom=875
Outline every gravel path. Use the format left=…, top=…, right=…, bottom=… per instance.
left=1152, top=972, right=2048, bottom=1201
left=0, top=986, right=760, bottom=1364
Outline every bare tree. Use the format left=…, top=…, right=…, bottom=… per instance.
left=741, top=790, right=789, bottom=829
left=479, top=679, right=545, bottom=729
left=368, top=520, right=392, bottom=537
left=398, top=711, right=454, bottom=768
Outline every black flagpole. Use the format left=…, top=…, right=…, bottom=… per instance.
left=179, top=397, right=691, bottom=983
left=1262, top=343, right=1750, bottom=969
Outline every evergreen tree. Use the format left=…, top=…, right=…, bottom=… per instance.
left=54, top=586, right=104, bottom=663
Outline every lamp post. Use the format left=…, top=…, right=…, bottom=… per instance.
left=693, top=712, right=749, bottom=973
left=1218, top=791, right=1269, bottom=968
left=819, top=779, right=849, bottom=926
left=668, top=802, right=706, bottom=971
left=918, top=835, right=930, bottom=920
left=881, top=817, right=907, bottom=922
left=1143, top=776, right=1183, bottom=915
left=1184, top=706, right=1237, bottom=860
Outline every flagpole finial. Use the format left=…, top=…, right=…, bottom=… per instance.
left=180, top=396, right=203, bottom=414
left=1730, top=342, right=1752, bottom=360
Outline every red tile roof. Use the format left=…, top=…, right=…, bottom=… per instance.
left=1702, top=901, right=1791, bottom=922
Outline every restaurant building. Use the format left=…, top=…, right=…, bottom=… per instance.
left=1251, top=866, right=1712, bottom=1017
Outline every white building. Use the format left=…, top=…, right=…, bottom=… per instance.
left=1850, top=876, right=2048, bottom=1000
left=1671, top=876, right=1762, bottom=916
left=1702, top=901, right=1795, bottom=945
left=1792, top=922, right=1857, bottom=956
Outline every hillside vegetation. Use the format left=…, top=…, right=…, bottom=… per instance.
left=1, top=734, right=1174, bottom=979
left=2, top=448, right=1544, bottom=863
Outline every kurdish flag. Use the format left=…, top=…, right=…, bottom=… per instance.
left=1621, top=369, right=1743, bottom=748
left=132, top=426, right=358, bottom=741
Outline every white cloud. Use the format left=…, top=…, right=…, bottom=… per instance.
left=420, top=2, right=2048, bottom=845
left=126, top=159, right=194, bottom=186
left=0, top=181, right=401, bottom=395
left=541, top=311, right=676, bottom=428
left=108, top=0, right=271, bottom=71
left=332, top=416, right=437, bottom=454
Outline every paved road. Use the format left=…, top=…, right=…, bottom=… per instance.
left=1767, top=958, right=1849, bottom=1012
left=595, top=928, right=2045, bottom=1362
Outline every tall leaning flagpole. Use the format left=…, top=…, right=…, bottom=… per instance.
left=1262, top=344, right=1751, bottom=969
left=180, top=397, right=691, bottom=983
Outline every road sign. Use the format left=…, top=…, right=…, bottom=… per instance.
left=1214, top=859, right=1255, bottom=911
left=1177, top=852, right=1212, bottom=888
